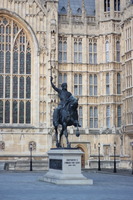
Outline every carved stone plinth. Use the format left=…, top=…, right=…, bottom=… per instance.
left=42, top=148, right=93, bottom=185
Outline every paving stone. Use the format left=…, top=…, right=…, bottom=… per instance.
left=0, top=171, right=133, bottom=200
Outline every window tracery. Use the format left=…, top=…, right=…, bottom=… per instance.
left=89, top=107, right=98, bottom=128
left=104, top=0, right=110, bottom=12
left=89, top=74, right=98, bottom=96
left=74, top=38, right=82, bottom=63
left=58, top=37, right=67, bottom=63
left=114, top=0, right=120, bottom=11
left=0, top=16, right=31, bottom=125
left=74, top=74, right=82, bottom=96
left=89, top=39, right=97, bottom=64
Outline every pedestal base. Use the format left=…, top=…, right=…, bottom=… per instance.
left=42, top=148, right=93, bottom=185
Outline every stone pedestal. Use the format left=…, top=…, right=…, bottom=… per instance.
left=42, top=148, right=93, bottom=185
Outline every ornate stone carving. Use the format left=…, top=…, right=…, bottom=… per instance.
left=35, top=0, right=46, bottom=14
left=40, top=33, right=49, bottom=56
left=0, top=141, right=5, bottom=151
left=14, top=0, right=27, bottom=3
left=51, top=30, right=56, bottom=51
left=101, top=128, right=112, bottom=134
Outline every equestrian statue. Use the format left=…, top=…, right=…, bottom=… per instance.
left=50, top=76, right=80, bottom=148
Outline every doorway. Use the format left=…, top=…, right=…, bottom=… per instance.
left=78, top=147, right=85, bottom=169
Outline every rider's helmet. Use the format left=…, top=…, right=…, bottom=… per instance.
left=61, top=83, right=67, bottom=90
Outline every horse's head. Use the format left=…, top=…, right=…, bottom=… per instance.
left=69, top=97, right=78, bottom=111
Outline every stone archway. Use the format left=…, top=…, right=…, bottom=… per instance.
left=72, top=143, right=89, bottom=169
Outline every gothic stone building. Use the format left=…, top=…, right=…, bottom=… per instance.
left=0, top=0, right=133, bottom=170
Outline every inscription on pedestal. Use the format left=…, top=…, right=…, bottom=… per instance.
left=49, top=159, right=62, bottom=170
left=64, top=159, right=80, bottom=167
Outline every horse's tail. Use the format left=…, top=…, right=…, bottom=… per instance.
left=53, top=109, right=59, bottom=127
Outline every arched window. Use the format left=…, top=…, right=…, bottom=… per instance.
left=5, top=76, right=10, bottom=98
left=104, top=0, right=110, bottom=12
left=74, top=42, right=77, bottom=63
left=79, top=42, right=82, bottom=63
left=106, top=73, right=110, bottom=95
left=13, top=101, right=18, bottom=123
left=89, top=107, right=98, bottom=128
left=20, top=77, right=24, bottom=98
left=89, top=75, right=93, bottom=96
left=117, top=105, right=121, bottom=127
left=79, top=106, right=83, bottom=127
left=89, top=74, right=98, bottom=96
left=5, top=101, right=10, bottom=123
left=94, top=43, right=97, bottom=64
left=117, top=73, right=121, bottom=94
left=26, top=101, right=31, bottom=124
left=0, top=16, right=31, bottom=125
left=77, top=8, right=82, bottom=15
left=74, top=74, right=82, bottom=96
left=116, top=41, right=120, bottom=62
left=106, top=106, right=110, bottom=128
left=126, top=27, right=131, bottom=52
left=114, top=0, right=120, bottom=11
left=19, top=101, right=24, bottom=123
left=89, top=43, right=92, bottom=64
left=0, top=75, right=3, bottom=98
left=0, top=100, right=3, bottom=123
left=61, top=7, right=66, bottom=14
left=58, top=41, right=62, bottom=62
left=94, top=75, right=98, bottom=95
left=63, top=41, right=67, bottom=62
left=105, top=41, right=109, bottom=62
left=90, top=107, right=93, bottom=128
left=58, top=37, right=67, bottom=63
left=89, top=42, right=97, bottom=64
left=74, top=39, right=82, bottom=63
left=94, top=107, right=98, bottom=128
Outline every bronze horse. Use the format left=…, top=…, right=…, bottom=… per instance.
left=53, top=96, right=80, bottom=148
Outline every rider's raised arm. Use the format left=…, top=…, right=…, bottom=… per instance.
left=50, top=76, right=61, bottom=93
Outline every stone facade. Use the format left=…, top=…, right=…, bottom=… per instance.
left=0, top=0, right=132, bottom=169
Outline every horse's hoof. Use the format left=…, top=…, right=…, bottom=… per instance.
left=56, top=143, right=59, bottom=148
left=76, top=130, right=80, bottom=137
left=78, top=124, right=81, bottom=127
left=67, top=143, right=71, bottom=148
left=56, top=142, right=62, bottom=148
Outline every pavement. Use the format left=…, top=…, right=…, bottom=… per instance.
left=0, top=170, right=133, bottom=200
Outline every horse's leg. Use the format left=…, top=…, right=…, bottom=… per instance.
left=76, top=125, right=80, bottom=137
left=55, top=126, right=59, bottom=148
left=74, top=120, right=80, bottom=137
left=63, top=123, right=71, bottom=148
left=59, top=128, right=63, bottom=148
